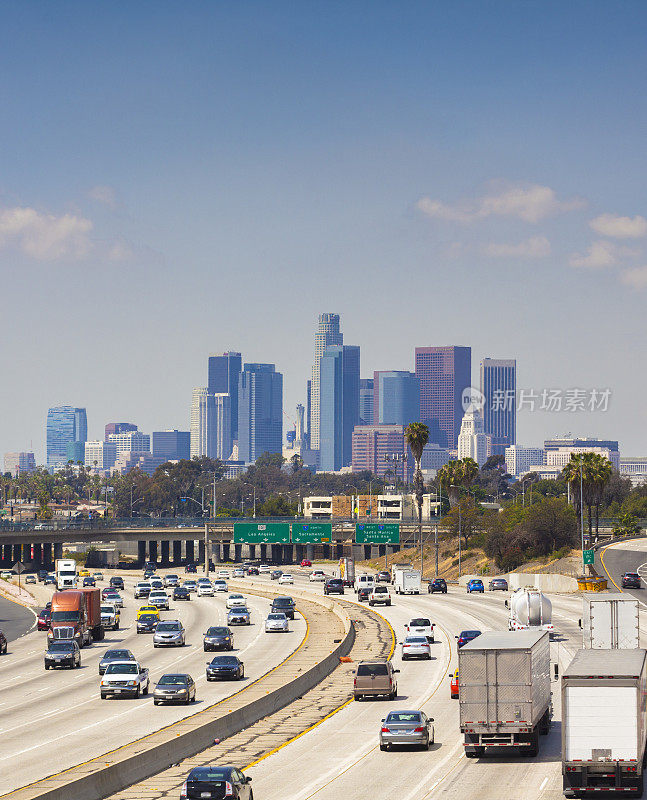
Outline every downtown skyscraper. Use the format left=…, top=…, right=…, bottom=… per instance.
left=310, top=314, right=343, bottom=451
left=208, top=352, right=242, bottom=442
left=190, top=388, right=232, bottom=461
left=415, top=346, right=471, bottom=449
left=319, top=345, right=360, bottom=471
left=237, top=363, right=283, bottom=463
left=46, top=406, right=87, bottom=467
left=480, top=358, right=517, bottom=456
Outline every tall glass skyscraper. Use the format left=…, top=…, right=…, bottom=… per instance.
left=190, top=389, right=231, bottom=460
left=373, top=371, right=419, bottom=427
left=208, top=352, right=242, bottom=441
left=310, top=314, right=343, bottom=450
left=237, top=364, right=283, bottom=463
left=46, top=406, right=87, bottom=467
left=319, top=345, right=360, bottom=471
left=359, top=378, right=374, bottom=425
left=480, top=358, right=517, bottom=456
left=415, top=346, right=471, bottom=449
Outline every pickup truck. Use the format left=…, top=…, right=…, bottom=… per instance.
left=100, top=603, right=120, bottom=631
left=100, top=661, right=150, bottom=699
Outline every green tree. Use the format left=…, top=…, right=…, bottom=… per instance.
left=613, top=512, right=641, bottom=538
left=404, top=422, right=429, bottom=534
left=437, top=458, right=480, bottom=506
left=443, top=498, right=481, bottom=547
left=561, top=453, right=613, bottom=538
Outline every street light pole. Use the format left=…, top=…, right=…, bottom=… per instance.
left=580, top=464, right=585, bottom=573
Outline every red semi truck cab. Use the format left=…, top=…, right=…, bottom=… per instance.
left=48, top=588, right=104, bottom=646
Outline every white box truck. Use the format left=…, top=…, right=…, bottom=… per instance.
left=393, top=568, right=421, bottom=595
left=581, top=593, right=640, bottom=649
left=55, top=558, right=78, bottom=590
left=390, top=563, right=413, bottom=586
left=562, top=648, right=647, bottom=797
left=459, top=630, right=551, bottom=758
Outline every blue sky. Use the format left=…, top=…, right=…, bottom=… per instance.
left=1, top=2, right=646, bottom=460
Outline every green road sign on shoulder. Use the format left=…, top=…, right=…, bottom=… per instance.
left=583, top=548, right=595, bottom=565
left=355, top=523, right=400, bottom=544
left=291, top=522, right=332, bottom=544
left=233, top=522, right=290, bottom=544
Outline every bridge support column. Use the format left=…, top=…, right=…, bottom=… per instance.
left=364, top=545, right=371, bottom=560
left=335, top=543, right=344, bottom=560
left=21, top=543, right=31, bottom=563
left=221, top=543, right=230, bottom=562
left=185, top=540, right=195, bottom=564
left=160, top=540, right=170, bottom=566
left=172, top=541, right=182, bottom=565
left=370, top=546, right=381, bottom=559
left=1, top=545, right=11, bottom=566
left=137, top=541, right=147, bottom=566
left=54, top=542, right=63, bottom=561
left=212, top=544, right=222, bottom=564
left=248, top=545, right=255, bottom=561
left=148, top=540, right=158, bottom=565
left=234, top=544, right=242, bottom=563
left=32, top=542, right=42, bottom=566
left=259, top=544, right=267, bottom=562
left=198, top=540, right=205, bottom=566
left=306, top=544, right=315, bottom=561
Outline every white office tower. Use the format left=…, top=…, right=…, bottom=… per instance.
left=505, top=445, right=546, bottom=478
left=84, top=441, right=117, bottom=471
left=107, top=430, right=150, bottom=455
left=457, top=403, right=491, bottom=466
left=310, top=313, right=343, bottom=450
left=190, top=388, right=231, bottom=460
left=295, top=403, right=305, bottom=446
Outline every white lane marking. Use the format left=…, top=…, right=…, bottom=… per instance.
left=540, top=777, right=548, bottom=791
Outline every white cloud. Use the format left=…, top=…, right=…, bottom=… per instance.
left=569, top=239, right=640, bottom=270
left=621, top=266, right=647, bottom=289
left=88, top=185, right=117, bottom=207
left=590, top=213, right=647, bottom=239
left=416, top=183, right=584, bottom=224
left=482, top=235, right=551, bottom=259
left=0, top=206, right=93, bottom=260
left=106, top=240, right=134, bottom=261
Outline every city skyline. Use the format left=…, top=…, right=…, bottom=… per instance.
left=2, top=4, right=645, bottom=458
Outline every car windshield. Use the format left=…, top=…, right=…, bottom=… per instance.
left=386, top=712, right=422, bottom=723
left=410, top=619, right=431, bottom=627
left=230, top=608, right=248, bottom=614
left=626, top=573, right=640, bottom=579
left=189, top=768, right=230, bottom=782
left=158, top=674, right=188, bottom=685
left=462, top=630, right=481, bottom=638
left=357, top=663, right=388, bottom=676
left=105, top=663, right=138, bottom=674
left=211, top=657, right=237, bottom=665
left=207, top=627, right=229, bottom=636
left=156, top=622, right=181, bottom=631
left=273, top=598, right=292, bottom=606
left=229, top=595, right=243, bottom=599
left=373, top=587, right=387, bottom=592
left=139, top=615, right=157, bottom=623
left=405, top=637, right=428, bottom=645
left=101, top=605, right=114, bottom=613
left=268, top=614, right=285, bottom=620
left=48, top=642, right=74, bottom=652
left=104, top=650, right=132, bottom=660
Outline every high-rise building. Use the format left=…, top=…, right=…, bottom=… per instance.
left=4, top=452, right=36, bottom=476
left=305, top=379, right=312, bottom=445
left=319, top=345, right=360, bottom=471
left=84, top=441, right=117, bottom=471
left=310, top=314, right=343, bottom=450
left=104, top=422, right=138, bottom=439
left=208, top=352, right=242, bottom=441
left=480, top=358, right=516, bottom=456
left=190, top=389, right=232, bottom=460
left=107, top=431, right=150, bottom=455
left=152, top=430, right=191, bottom=461
left=66, top=442, right=86, bottom=463
left=238, top=364, right=283, bottom=463
left=505, top=445, right=545, bottom=478
left=373, top=371, right=419, bottom=427
left=457, top=404, right=491, bottom=466
left=46, top=406, right=87, bottom=467
left=351, top=424, right=413, bottom=481
left=415, top=346, right=471, bottom=449
left=359, top=378, right=374, bottom=425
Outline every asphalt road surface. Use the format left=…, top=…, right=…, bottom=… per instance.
left=0, top=595, right=36, bottom=642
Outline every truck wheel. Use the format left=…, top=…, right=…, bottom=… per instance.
left=466, top=747, right=484, bottom=758
left=632, top=773, right=643, bottom=798
left=136, top=686, right=141, bottom=698
left=379, top=744, right=388, bottom=751
left=540, top=711, right=550, bottom=735
left=45, top=664, right=49, bottom=670
left=526, top=731, right=539, bottom=757
left=143, top=683, right=149, bottom=695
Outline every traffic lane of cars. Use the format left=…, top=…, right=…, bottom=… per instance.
left=0, top=589, right=306, bottom=796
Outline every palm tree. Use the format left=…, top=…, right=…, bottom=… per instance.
left=437, top=458, right=480, bottom=506
left=561, top=453, right=613, bottom=538
left=404, top=423, right=429, bottom=574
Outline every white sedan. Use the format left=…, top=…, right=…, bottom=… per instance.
left=278, top=573, right=294, bottom=585
left=259, top=565, right=270, bottom=574
left=309, top=570, right=326, bottom=582
left=217, top=570, right=230, bottom=579
left=226, top=593, right=246, bottom=609
left=401, top=636, right=432, bottom=660
left=232, top=569, right=245, bottom=578
left=197, top=583, right=215, bottom=597
left=213, top=580, right=228, bottom=592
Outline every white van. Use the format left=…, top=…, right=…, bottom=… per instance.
left=354, top=574, right=375, bottom=594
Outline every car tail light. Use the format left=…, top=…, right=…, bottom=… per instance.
left=413, top=726, right=425, bottom=732
left=180, top=781, right=187, bottom=796
left=225, top=781, right=234, bottom=796
left=381, top=727, right=390, bottom=733
left=354, top=677, right=357, bottom=686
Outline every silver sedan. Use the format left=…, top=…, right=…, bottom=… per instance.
left=153, top=673, right=196, bottom=705
left=401, top=636, right=432, bottom=660
left=265, top=612, right=289, bottom=633
left=379, top=710, right=434, bottom=751
left=153, top=620, right=186, bottom=647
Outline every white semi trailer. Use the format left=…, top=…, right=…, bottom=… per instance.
left=581, top=593, right=640, bottom=649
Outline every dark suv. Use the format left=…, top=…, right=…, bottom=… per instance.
left=109, top=576, right=124, bottom=590
left=622, top=572, right=642, bottom=589
left=428, top=578, right=447, bottom=594
left=271, top=596, right=295, bottom=620
left=324, top=578, right=344, bottom=595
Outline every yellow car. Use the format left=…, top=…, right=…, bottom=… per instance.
left=78, top=569, right=90, bottom=578
left=137, top=605, right=160, bottom=620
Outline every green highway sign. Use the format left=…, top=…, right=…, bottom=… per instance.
left=291, top=522, right=333, bottom=544
left=233, top=522, right=290, bottom=544
left=355, top=523, right=400, bottom=544
left=583, top=548, right=595, bottom=565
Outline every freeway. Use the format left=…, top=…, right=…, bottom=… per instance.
left=0, top=596, right=36, bottom=642
left=231, top=570, right=585, bottom=800
left=0, top=571, right=306, bottom=795
left=597, top=536, right=647, bottom=597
